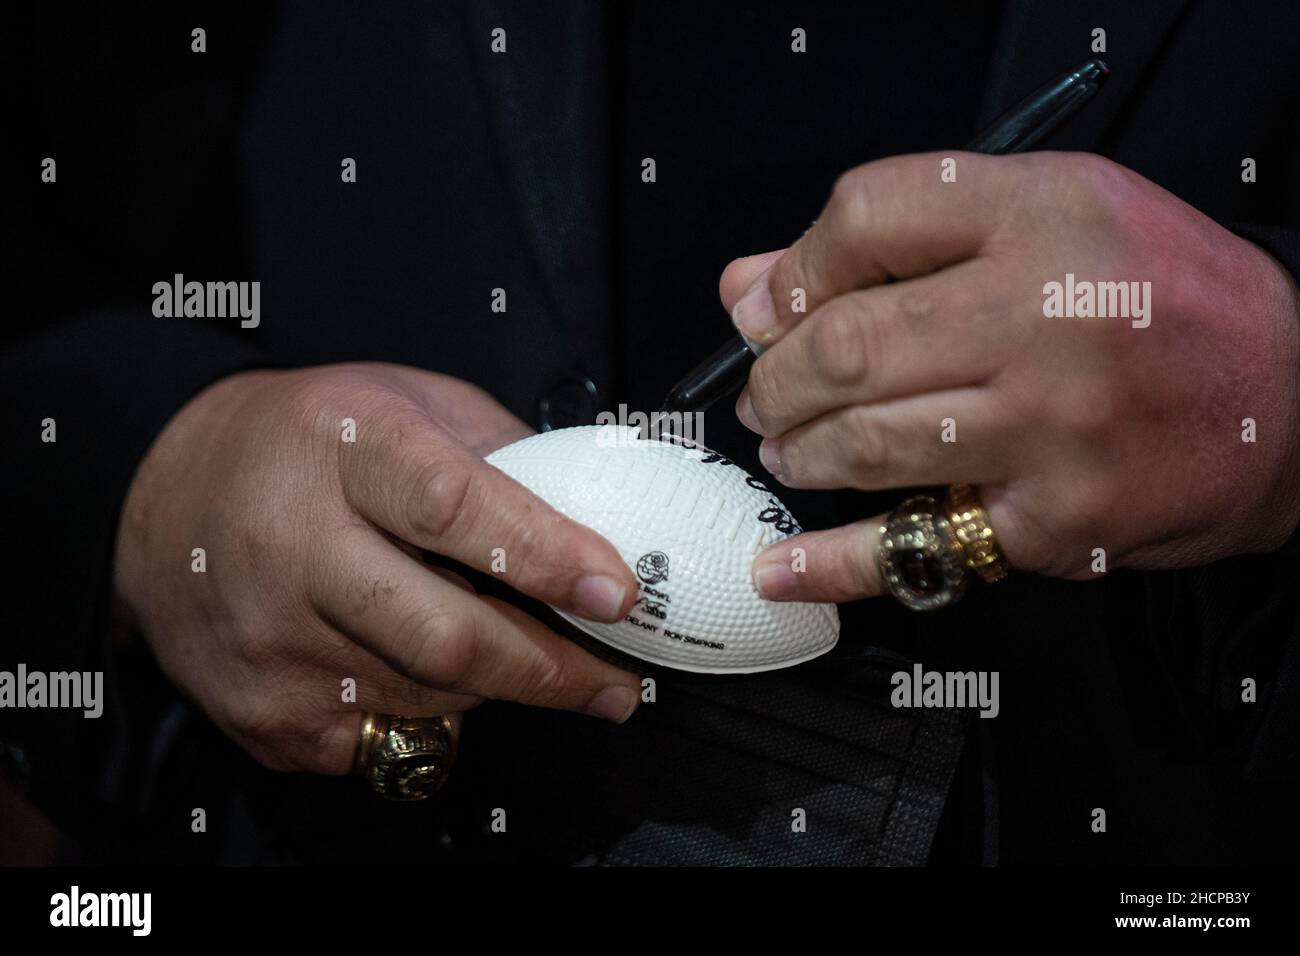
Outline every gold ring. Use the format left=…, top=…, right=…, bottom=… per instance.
left=945, top=484, right=1009, bottom=583
left=354, top=713, right=457, bottom=801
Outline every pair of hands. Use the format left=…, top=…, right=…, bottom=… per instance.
left=113, top=152, right=1300, bottom=775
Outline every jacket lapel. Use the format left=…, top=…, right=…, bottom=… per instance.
left=977, top=0, right=1191, bottom=152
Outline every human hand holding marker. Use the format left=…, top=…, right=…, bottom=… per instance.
left=661, top=59, right=1111, bottom=415
left=724, top=149, right=1300, bottom=602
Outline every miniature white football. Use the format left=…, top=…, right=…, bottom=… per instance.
left=484, top=424, right=839, bottom=673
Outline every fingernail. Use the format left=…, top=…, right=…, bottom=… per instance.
left=758, top=439, right=782, bottom=477
left=753, top=561, right=798, bottom=600
left=736, top=390, right=759, bottom=431
left=731, top=278, right=779, bottom=342
left=574, top=575, right=628, bottom=622
left=588, top=685, right=638, bottom=723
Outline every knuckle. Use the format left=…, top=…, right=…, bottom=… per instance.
left=395, top=606, right=481, bottom=690
left=854, top=525, right=886, bottom=593
left=409, top=459, right=479, bottom=544
left=237, top=498, right=299, bottom=569
left=514, top=517, right=587, bottom=597
left=1061, top=152, right=1134, bottom=221
left=513, top=652, right=570, bottom=708
left=996, top=373, right=1052, bottom=431
left=281, top=373, right=357, bottom=442
left=831, top=158, right=908, bottom=234
left=230, top=621, right=279, bottom=669
left=1072, top=151, right=1122, bottom=188
left=1062, top=379, right=1126, bottom=439
left=747, top=354, right=795, bottom=434
left=830, top=165, right=875, bottom=226
left=232, top=512, right=264, bottom=564
left=811, top=302, right=876, bottom=387
left=277, top=374, right=323, bottom=421
left=844, top=407, right=892, bottom=478
left=230, top=694, right=290, bottom=753
left=991, top=497, right=1055, bottom=574
left=349, top=382, right=423, bottom=440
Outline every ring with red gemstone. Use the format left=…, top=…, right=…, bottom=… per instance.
left=877, top=495, right=970, bottom=611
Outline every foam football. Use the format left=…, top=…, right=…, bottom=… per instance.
left=485, top=425, right=839, bottom=673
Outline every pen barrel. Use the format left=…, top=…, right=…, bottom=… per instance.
left=966, top=58, right=1108, bottom=154
left=660, top=336, right=758, bottom=414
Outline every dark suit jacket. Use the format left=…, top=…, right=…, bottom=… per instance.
left=10, top=0, right=1300, bottom=864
